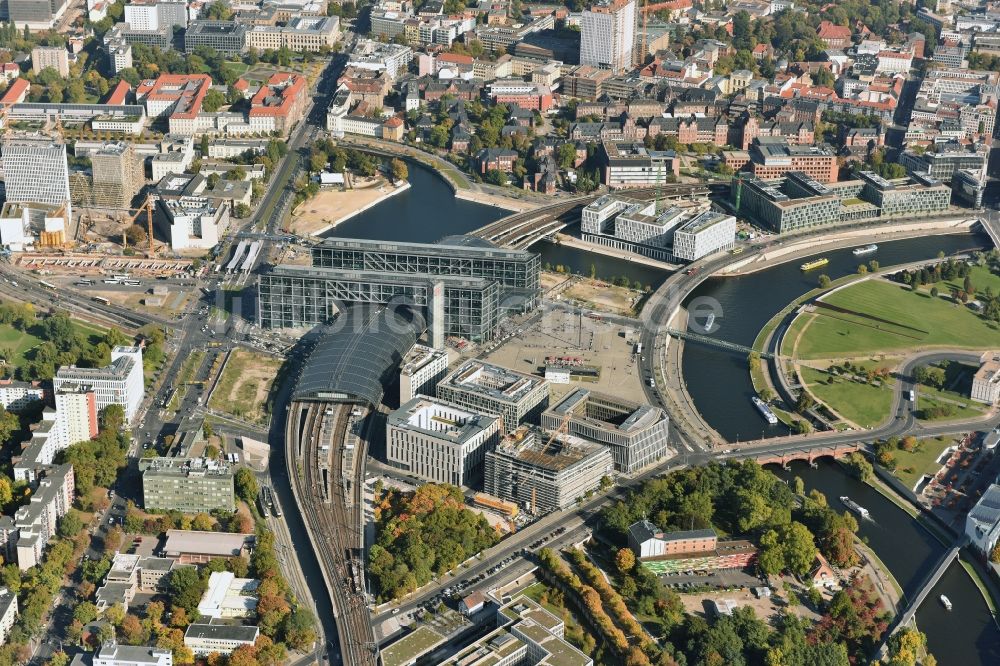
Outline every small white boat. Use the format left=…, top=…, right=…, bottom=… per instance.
left=840, top=496, right=871, bottom=520
left=704, top=312, right=715, bottom=330
left=940, top=594, right=952, bottom=610
left=853, top=244, right=878, bottom=256
left=752, top=396, right=778, bottom=425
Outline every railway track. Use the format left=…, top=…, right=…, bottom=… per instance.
left=289, top=401, right=377, bottom=666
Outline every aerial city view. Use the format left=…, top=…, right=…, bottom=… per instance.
left=4, top=0, right=1000, bottom=664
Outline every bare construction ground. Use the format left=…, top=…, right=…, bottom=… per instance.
left=208, top=349, right=283, bottom=425
left=481, top=308, right=645, bottom=404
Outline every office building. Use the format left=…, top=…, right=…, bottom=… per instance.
left=347, top=39, right=413, bottom=79
left=184, top=21, right=248, bottom=55
left=54, top=384, right=99, bottom=447
left=966, top=483, right=1000, bottom=558
left=437, top=360, right=549, bottom=432
left=672, top=211, right=738, bottom=260
left=246, top=16, right=339, bottom=51
left=247, top=72, right=307, bottom=136
left=580, top=0, right=636, bottom=74
left=484, top=426, right=613, bottom=513
left=747, top=137, right=839, bottom=182
left=103, top=21, right=172, bottom=51
left=197, top=571, right=258, bottom=619
left=735, top=171, right=951, bottom=234
left=184, top=624, right=259, bottom=656
left=386, top=396, right=501, bottom=486
left=31, top=46, right=69, bottom=76
left=598, top=141, right=680, bottom=188
left=54, top=346, right=144, bottom=423
left=87, top=142, right=144, bottom=209
left=9, top=0, right=69, bottom=29
left=542, top=389, right=670, bottom=473
left=1, top=136, right=72, bottom=221
left=972, top=353, right=1000, bottom=405
left=123, top=0, right=186, bottom=31
left=399, top=344, right=449, bottom=403
left=140, top=457, right=235, bottom=513
left=900, top=142, right=990, bottom=182
left=159, top=197, right=229, bottom=251
left=0, top=588, right=17, bottom=647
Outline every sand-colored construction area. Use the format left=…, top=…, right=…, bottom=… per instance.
left=290, top=177, right=408, bottom=235
left=208, top=349, right=283, bottom=425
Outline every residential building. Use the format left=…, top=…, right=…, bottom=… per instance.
left=54, top=384, right=99, bottom=447
left=0, top=379, right=45, bottom=412
left=102, top=22, right=172, bottom=50
left=10, top=464, right=75, bottom=570
left=123, top=0, right=186, bottom=31
left=972, top=353, right=1000, bottom=405
left=484, top=426, right=613, bottom=513
left=53, top=346, right=144, bottom=423
left=347, top=39, right=412, bottom=79
left=437, top=360, right=549, bottom=432
left=1, top=136, right=72, bottom=221
left=0, top=588, right=17, bottom=646
left=31, top=46, right=69, bottom=76
left=197, top=571, right=258, bottom=619
left=184, top=21, right=248, bottom=55
left=541, top=389, right=670, bottom=473
left=159, top=196, right=230, bottom=251
left=161, top=530, right=254, bottom=564
left=141, top=457, right=235, bottom=513
left=184, top=623, right=259, bottom=656
left=247, top=72, right=307, bottom=136
left=598, top=141, right=680, bottom=188
left=399, top=344, right=449, bottom=403
left=386, top=396, right=501, bottom=486
left=580, top=0, right=636, bottom=74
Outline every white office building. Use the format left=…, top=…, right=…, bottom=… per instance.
left=184, top=623, right=260, bottom=656
left=197, top=571, right=259, bottom=619
left=0, top=136, right=72, bottom=221
left=671, top=211, right=737, bottom=261
left=399, top=344, right=449, bottom=403
left=436, top=360, right=550, bottom=433
left=53, top=346, right=144, bottom=423
left=387, top=396, right=502, bottom=486
left=159, top=197, right=230, bottom=251
left=93, top=640, right=173, bottom=666
left=580, top=0, right=636, bottom=74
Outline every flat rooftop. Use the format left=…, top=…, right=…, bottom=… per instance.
left=388, top=396, right=499, bottom=444
left=380, top=625, right=446, bottom=666
left=400, top=344, right=447, bottom=378
left=494, top=427, right=606, bottom=472
left=443, top=360, right=547, bottom=404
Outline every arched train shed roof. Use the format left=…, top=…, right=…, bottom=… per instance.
left=292, top=306, right=425, bottom=406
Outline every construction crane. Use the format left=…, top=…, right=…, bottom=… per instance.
left=79, top=196, right=156, bottom=256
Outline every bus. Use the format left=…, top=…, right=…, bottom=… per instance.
left=91, top=296, right=110, bottom=305
left=76, top=279, right=94, bottom=286
left=102, top=279, right=119, bottom=285
left=112, top=273, right=131, bottom=280
left=39, top=280, right=55, bottom=290
left=122, top=280, right=142, bottom=287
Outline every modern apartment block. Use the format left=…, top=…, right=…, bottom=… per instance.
left=140, top=457, right=235, bottom=513
left=437, top=360, right=549, bottom=432
left=0, top=136, right=72, bottom=220
left=484, top=427, right=613, bottom=513
left=399, top=344, right=449, bottom=403
left=580, top=0, right=636, bottom=74
left=54, top=383, right=99, bottom=447
left=53, top=346, right=144, bottom=423
left=0, top=379, right=45, bottom=412
left=386, top=396, right=502, bottom=486
left=0, top=588, right=17, bottom=647
left=0, top=463, right=75, bottom=570
left=31, top=45, right=69, bottom=76
left=542, top=389, right=670, bottom=473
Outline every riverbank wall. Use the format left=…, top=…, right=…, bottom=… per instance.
left=308, top=181, right=412, bottom=236
left=721, top=217, right=977, bottom=276
left=552, top=233, right=681, bottom=270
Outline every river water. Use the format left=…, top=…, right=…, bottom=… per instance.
left=327, top=162, right=1000, bottom=663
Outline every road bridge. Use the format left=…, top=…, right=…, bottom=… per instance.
left=744, top=442, right=863, bottom=466
left=978, top=215, right=1000, bottom=249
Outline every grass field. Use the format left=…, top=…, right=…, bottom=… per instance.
left=941, top=265, right=1000, bottom=298
left=799, top=366, right=894, bottom=428
left=208, top=350, right=283, bottom=425
left=790, top=280, right=1000, bottom=359
left=891, top=436, right=954, bottom=490
left=0, top=320, right=107, bottom=370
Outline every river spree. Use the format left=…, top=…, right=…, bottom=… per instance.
left=681, top=233, right=989, bottom=442
left=775, top=460, right=1000, bottom=666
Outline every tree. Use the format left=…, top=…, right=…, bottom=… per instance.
left=818, top=274, right=831, bottom=288
left=235, top=468, right=258, bottom=504
left=759, top=388, right=775, bottom=403
left=930, top=286, right=939, bottom=298
left=125, top=224, right=148, bottom=247
left=73, top=601, right=98, bottom=625
left=990, top=543, right=1000, bottom=564
left=169, top=566, right=208, bottom=615
left=389, top=158, right=408, bottom=183
left=857, top=264, right=868, bottom=275
left=202, top=89, right=226, bottom=113
left=57, top=510, right=83, bottom=538
left=615, top=547, right=636, bottom=574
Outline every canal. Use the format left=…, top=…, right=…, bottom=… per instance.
left=328, top=162, right=1000, bottom=663
left=774, top=460, right=1000, bottom=665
